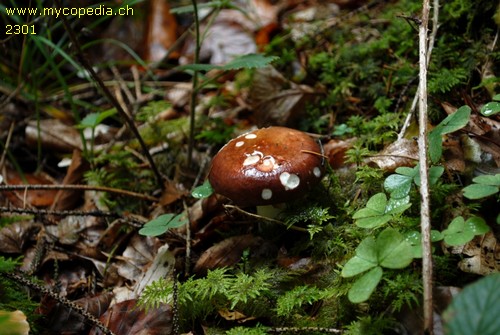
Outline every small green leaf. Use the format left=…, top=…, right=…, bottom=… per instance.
left=414, top=165, right=445, bottom=186
left=463, top=184, right=499, bottom=199
left=493, top=94, right=500, bottom=101
left=394, top=166, right=416, bottom=177
left=443, top=216, right=490, bottom=245
left=139, top=213, right=188, bottom=236
left=347, top=266, right=383, bottom=303
left=405, top=231, right=422, bottom=258
left=428, top=130, right=443, bottom=164
left=177, top=54, right=278, bottom=72
left=341, top=237, right=378, bottom=277
left=428, top=106, right=471, bottom=163
left=434, top=105, right=471, bottom=135
left=385, top=196, right=411, bottom=215
left=444, top=273, right=500, bottom=335
left=191, top=180, right=214, bottom=199
left=384, top=174, right=412, bottom=199
left=78, top=109, right=117, bottom=129
left=472, top=174, right=500, bottom=186
left=464, top=217, right=490, bottom=235
left=480, top=101, right=500, bottom=116
left=376, top=228, right=414, bottom=269
left=353, top=193, right=392, bottom=228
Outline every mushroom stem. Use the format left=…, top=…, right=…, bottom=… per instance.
left=256, top=204, right=285, bottom=219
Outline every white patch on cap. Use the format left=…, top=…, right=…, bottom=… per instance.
left=235, top=141, right=244, bottom=147
left=243, top=150, right=263, bottom=166
left=280, top=172, right=300, bottom=190
left=262, top=188, right=272, bottom=200
left=245, top=133, right=257, bottom=139
left=243, top=155, right=260, bottom=166
left=313, top=167, right=321, bottom=178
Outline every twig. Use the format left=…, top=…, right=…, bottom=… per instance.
left=53, top=0, right=164, bottom=190
left=187, top=0, right=201, bottom=167
left=224, top=204, right=308, bottom=232
left=418, top=0, right=433, bottom=333
left=269, top=326, right=342, bottom=333
left=0, top=121, right=15, bottom=170
left=0, top=184, right=158, bottom=202
left=398, top=0, right=440, bottom=140
left=0, top=206, right=145, bottom=228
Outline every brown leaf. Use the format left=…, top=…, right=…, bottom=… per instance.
left=323, top=138, right=356, bottom=169
left=39, top=292, right=112, bottom=335
left=180, top=9, right=258, bottom=65
left=116, top=235, right=161, bottom=282
left=142, top=0, right=179, bottom=62
left=455, top=232, right=500, bottom=275
left=248, top=66, right=317, bottom=127
left=51, top=149, right=90, bottom=211
left=90, top=299, right=172, bottom=335
left=0, top=221, right=37, bottom=253
left=5, top=170, right=59, bottom=207
left=193, top=234, right=264, bottom=275
left=25, top=119, right=82, bottom=152
left=369, top=138, right=419, bottom=171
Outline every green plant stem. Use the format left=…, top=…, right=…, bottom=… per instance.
left=54, top=0, right=164, bottom=190
left=187, top=0, right=201, bottom=167
left=418, top=0, right=433, bottom=333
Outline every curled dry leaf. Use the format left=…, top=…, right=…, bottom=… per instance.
left=90, top=299, right=172, bottom=335
left=39, top=292, right=112, bottom=335
left=369, top=138, right=419, bottom=171
left=51, top=149, right=89, bottom=211
left=193, top=234, right=264, bottom=275
left=25, top=119, right=82, bottom=152
left=323, top=138, right=356, bottom=169
left=134, top=244, right=175, bottom=296
left=0, top=221, right=37, bottom=253
left=180, top=9, right=257, bottom=66
left=248, top=66, right=317, bottom=127
left=142, top=0, right=179, bottom=62
left=5, top=169, right=59, bottom=207
left=454, top=232, right=500, bottom=275
left=116, top=235, right=161, bottom=282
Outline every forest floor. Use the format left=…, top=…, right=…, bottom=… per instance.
left=0, top=0, right=499, bottom=334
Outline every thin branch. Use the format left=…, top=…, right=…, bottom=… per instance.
left=0, top=206, right=145, bottom=228
left=0, top=184, right=158, bottom=202
left=418, top=0, right=434, bottom=333
left=53, top=0, right=164, bottom=189
left=187, top=0, right=201, bottom=167
left=398, top=0, right=440, bottom=140
left=224, top=204, right=308, bottom=232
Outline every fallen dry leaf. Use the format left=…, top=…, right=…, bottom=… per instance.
left=323, top=138, right=356, bottom=169
left=455, top=232, right=500, bottom=275
left=369, top=137, right=419, bottom=171
left=5, top=170, right=59, bottom=207
left=51, top=149, right=90, bottom=211
left=25, top=119, right=82, bottom=152
left=193, top=234, right=264, bottom=275
left=90, top=299, right=172, bottom=335
left=248, top=66, right=317, bottom=127
left=142, top=0, right=179, bottom=62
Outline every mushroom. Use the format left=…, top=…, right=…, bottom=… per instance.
left=208, top=126, right=324, bottom=211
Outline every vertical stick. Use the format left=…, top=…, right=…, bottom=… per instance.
left=187, top=0, right=201, bottom=167
left=418, top=0, right=433, bottom=333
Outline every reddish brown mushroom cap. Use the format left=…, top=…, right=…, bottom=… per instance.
left=208, top=127, right=324, bottom=206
